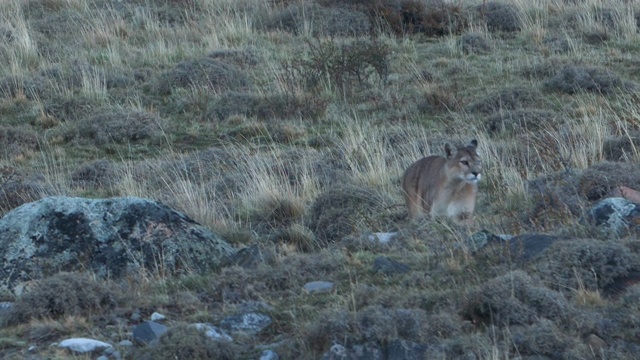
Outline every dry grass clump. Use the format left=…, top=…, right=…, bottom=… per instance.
left=129, top=324, right=239, bottom=360
left=152, top=57, right=252, bottom=95
left=477, top=1, right=522, bottom=33
left=4, top=272, right=119, bottom=325
left=545, top=65, right=636, bottom=95
left=0, top=170, right=48, bottom=214
left=66, top=109, right=167, bottom=145
left=537, top=239, right=639, bottom=292
left=43, top=94, right=106, bottom=123
left=461, top=270, right=573, bottom=326
left=207, top=92, right=328, bottom=121
left=271, top=223, right=318, bottom=252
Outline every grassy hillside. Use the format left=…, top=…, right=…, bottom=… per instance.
left=1, top=0, right=640, bottom=358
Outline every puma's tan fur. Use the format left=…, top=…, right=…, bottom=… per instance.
left=402, top=139, right=482, bottom=223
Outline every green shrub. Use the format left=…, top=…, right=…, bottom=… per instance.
left=6, top=272, right=118, bottom=324
left=259, top=4, right=371, bottom=37
left=0, top=126, right=39, bottom=158
left=545, top=65, right=636, bottom=95
left=537, top=239, right=638, bottom=291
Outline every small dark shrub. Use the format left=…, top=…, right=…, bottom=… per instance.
left=251, top=194, right=305, bottom=229
left=0, top=126, right=39, bottom=158
left=478, top=1, right=522, bottom=32
left=538, top=239, right=639, bottom=291
left=545, top=65, right=636, bottom=95
left=6, top=272, right=118, bottom=324
left=152, top=57, right=251, bottom=95
left=510, top=319, right=578, bottom=357
left=461, top=270, right=573, bottom=326
left=271, top=224, right=318, bottom=252
left=459, top=32, right=492, bottom=54
left=467, top=86, right=544, bottom=114
left=307, top=185, right=392, bottom=244
left=43, top=94, right=105, bottom=122
left=0, top=76, right=40, bottom=100
left=68, top=110, right=167, bottom=145
left=0, top=174, right=47, bottom=214
left=285, top=39, right=390, bottom=97
left=484, top=109, right=560, bottom=136
left=130, top=324, right=239, bottom=360
left=603, top=132, right=640, bottom=161
left=71, top=159, right=118, bottom=187
left=305, top=308, right=356, bottom=353
left=368, top=0, right=467, bottom=36
left=418, top=86, right=462, bottom=113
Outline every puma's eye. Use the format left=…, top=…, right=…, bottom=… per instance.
left=461, top=160, right=469, bottom=166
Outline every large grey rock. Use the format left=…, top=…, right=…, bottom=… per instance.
left=588, top=197, right=640, bottom=236
left=0, top=196, right=235, bottom=294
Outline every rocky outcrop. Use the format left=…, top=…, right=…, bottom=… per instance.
left=588, top=197, right=640, bottom=236
left=0, top=196, right=235, bottom=295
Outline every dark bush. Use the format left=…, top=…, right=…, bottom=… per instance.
left=477, top=1, right=522, bottom=32
left=68, top=109, right=167, bottom=145
left=43, top=94, right=105, bottom=123
left=484, top=109, right=561, bottom=136
left=0, top=172, right=47, bottom=214
left=467, top=86, right=544, bottom=114
left=305, top=308, right=355, bottom=353
left=6, top=272, right=118, bottom=324
left=285, top=39, right=390, bottom=97
left=577, top=161, right=640, bottom=201
left=461, top=270, right=573, bottom=326
left=307, top=185, right=392, bottom=244
left=130, top=324, right=239, bottom=360
left=207, top=92, right=328, bottom=121
left=545, top=65, right=636, bottom=95
left=538, top=239, right=639, bottom=291
left=152, top=57, right=251, bottom=95
left=459, top=32, right=492, bottom=54
left=603, top=132, right=640, bottom=161
left=368, top=0, right=467, bottom=36
left=271, top=224, right=318, bottom=252
left=71, top=159, right=118, bottom=187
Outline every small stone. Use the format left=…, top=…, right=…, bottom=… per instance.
left=150, top=312, right=166, bottom=321
left=368, top=232, right=397, bottom=244
left=192, top=323, right=233, bottom=341
left=58, top=338, right=112, bottom=354
left=130, top=311, right=142, bottom=322
left=260, top=349, right=279, bottom=360
left=27, top=345, right=37, bottom=352
left=97, top=356, right=109, bottom=360
left=118, top=340, right=133, bottom=347
left=303, top=281, right=335, bottom=294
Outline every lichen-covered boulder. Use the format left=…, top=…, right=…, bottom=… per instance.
left=0, top=196, right=235, bottom=295
left=589, top=197, right=640, bottom=237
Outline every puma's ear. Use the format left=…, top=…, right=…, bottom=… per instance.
left=468, top=139, right=478, bottom=149
left=445, top=143, right=453, bottom=158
